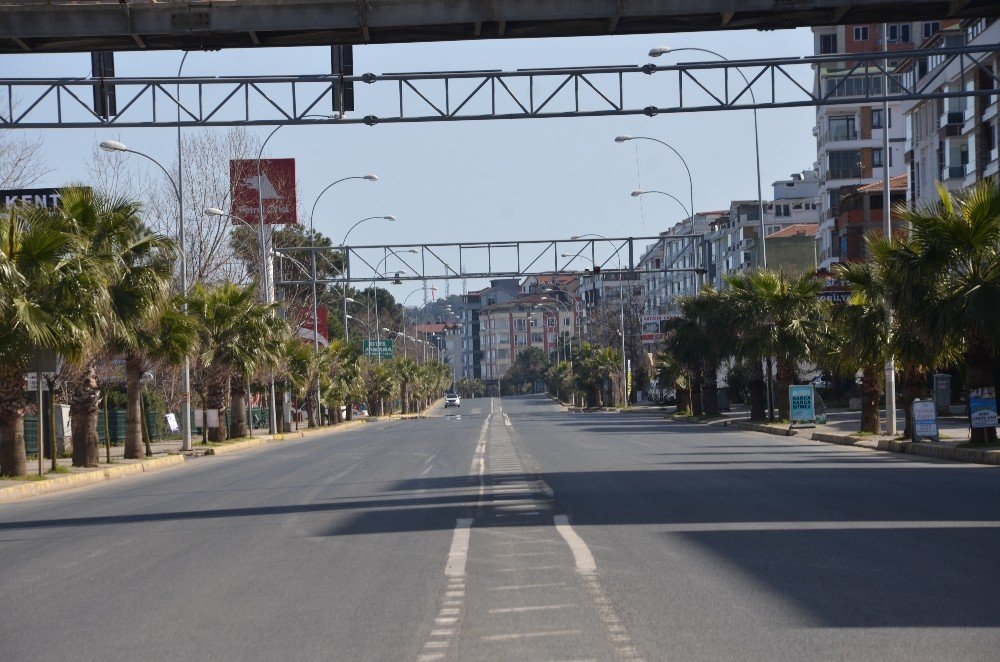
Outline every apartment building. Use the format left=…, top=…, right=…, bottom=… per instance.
left=457, top=278, right=520, bottom=380
left=900, top=18, right=1000, bottom=205
left=479, top=293, right=577, bottom=385
left=811, top=21, right=953, bottom=269
left=636, top=213, right=717, bottom=315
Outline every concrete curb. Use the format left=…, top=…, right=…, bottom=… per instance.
left=0, top=454, right=186, bottom=503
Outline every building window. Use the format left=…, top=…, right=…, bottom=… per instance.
left=531, top=332, right=543, bottom=343
left=829, top=115, right=857, bottom=140
left=853, top=26, right=869, bottom=41
left=828, top=150, right=862, bottom=179
left=546, top=317, right=556, bottom=327
left=514, top=334, right=526, bottom=347
left=819, top=33, right=838, bottom=54
left=775, top=204, right=790, bottom=217
left=922, top=21, right=940, bottom=39
left=873, top=148, right=884, bottom=168
left=563, top=317, right=571, bottom=327
left=887, top=23, right=911, bottom=43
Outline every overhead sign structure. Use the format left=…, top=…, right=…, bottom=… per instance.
left=911, top=399, right=939, bottom=443
left=789, top=384, right=816, bottom=428
left=229, top=158, right=297, bottom=225
left=363, top=339, right=393, bottom=359
left=969, top=387, right=998, bottom=430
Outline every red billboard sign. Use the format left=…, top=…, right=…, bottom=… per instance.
left=297, top=304, right=329, bottom=346
left=229, top=158, right=297, bottom=225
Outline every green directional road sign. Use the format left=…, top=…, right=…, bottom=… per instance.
left=363, top=339, right=394, bottom=359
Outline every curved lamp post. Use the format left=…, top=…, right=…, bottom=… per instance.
left=630, top=189, right=691, bottom=219
left=100, top=139, right=195, bottom=451
left=614, top=135, right=695, bottom=232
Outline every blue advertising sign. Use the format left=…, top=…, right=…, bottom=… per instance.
left=969, top=387, right=998, bottom=429
left=789, top=384, right=816, bottom=426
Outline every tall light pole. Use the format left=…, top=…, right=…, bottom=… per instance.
left=99, top=139, right=194, bottom=452
left=304, top=174, right=378, bottom=426
left=648, top=45, right=768, bottom=268
left=340, top=215, right=397, bottom=347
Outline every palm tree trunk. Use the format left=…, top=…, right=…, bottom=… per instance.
left=124, top=353, right=144, bottom=460
left=206, top=369, right=228, bottom=443
left=0, top=362, right=28, bottom=477
left=966, top=336, right=998, bottom=446
left=775, top=358, right=796, bottom=421
left=690, top=373, right=704, bottom=416
left=859, top=363, right=881, bottom=434
left=230, top=374, right=249, bottom=438
left=900, top=363, right=925, bottom=439
left=701, top=364, right=720, bottom=417
left=70, top=360, right=101, bottom=468
left=749, top=361, right=767, bottom=421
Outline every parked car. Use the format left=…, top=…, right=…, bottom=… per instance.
left=445, top=393, right=461, bottom=407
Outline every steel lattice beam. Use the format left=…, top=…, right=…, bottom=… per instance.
left=2, top=44, right=998, bottom=129
left=273, top=236, right=703, bottom=285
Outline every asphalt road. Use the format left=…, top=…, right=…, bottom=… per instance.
left=2, top=395, right=999, bottom=661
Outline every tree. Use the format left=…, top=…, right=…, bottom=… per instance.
left=544, top=361, right=575, bottom=404
left=0, top=134, right=50, bottom=189
left=0, top=200, right=108, bottom=476
left=56, top=187, right=172, bottom=467
left=894, top=181, right=1000, bottom=445
left=456, top=378, right=486, bottom=399
left=189, top=281, right=285, bottom=442
left=724, top=270, right=827, bottom=420
left=503, top=346, right=549, bottom=394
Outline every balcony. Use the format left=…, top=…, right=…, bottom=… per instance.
left=819, top=128, right=858, bottom=146
left=827, top=168, right=862, bottom=180
left=940, top=111, right=965, bottom=127
left=942, top=165, right=965, bottom=180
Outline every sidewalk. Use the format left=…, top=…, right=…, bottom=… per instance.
left=1, top=401, right=444, bottom=503
left=673, top=406, right=1000, bottom=466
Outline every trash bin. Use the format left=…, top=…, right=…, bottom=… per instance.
left=933, top=373, right=951, bottom=414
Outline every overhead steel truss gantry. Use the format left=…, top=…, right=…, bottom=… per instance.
left=274, top=235, right=701, bottom=286
left=3, top=44, right=999, bottom=129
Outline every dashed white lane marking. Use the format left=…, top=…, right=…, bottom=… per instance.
left=488, top=604, right=573, bottom=614
left=553, top=515, right=597, bottom=575
left=445, top=518, right=473, bottom=578
left=503, top=412, right=512, bottom=427
left=481, top=630, right=583, bottom=642
left=490, top=582, right=567, bottom=591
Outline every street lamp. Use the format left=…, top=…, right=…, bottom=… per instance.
left=630, top=190, right=691, bottom=219
left=100, top=139, right=195, bottom=452
left=614, top=135, right=695, bottom=232
left=648, top=45, right=767, bottom=268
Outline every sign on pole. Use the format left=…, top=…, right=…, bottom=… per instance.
left=969, top=387, right=998, bottom=429
left=789, top=384, right=816, bottom=428
left=229, top=158, right=298, bottom=225
left=911, top=399, right=939, bottom=442
left=363, top=339, right=394, bottom=359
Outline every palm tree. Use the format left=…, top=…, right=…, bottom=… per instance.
left=829, top=260, right=890, bottom=434
left=189, top=282, right=285, bottom=442
left=894, top=181, right=1000, bottom=444
left=727, top=270, right=827, bottom=420
left=392, top=358, right=419, bottom=413
left=675, top=288, right=732, bottom=417
left=0, top=201, right=108, bottom=476
left=55, top=187, right=175, bottom=467
left=661, top=317, right=703, bottom=415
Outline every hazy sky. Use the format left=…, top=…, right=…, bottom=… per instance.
left=4, top=27, right=818, bottom=298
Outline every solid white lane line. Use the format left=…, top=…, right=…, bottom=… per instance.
left=445, top=518, right=473, bottom=578
left=497, top=565, right=562, bottom=572
left=553, top=515, right=597, bottom=576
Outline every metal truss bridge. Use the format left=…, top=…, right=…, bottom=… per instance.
left=273, top=235, right=701, bottom=286
left=3, top=44, right=998, bottom=129
left=2, top=1, right=997, bottom=54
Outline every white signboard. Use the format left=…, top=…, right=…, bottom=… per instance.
left=165, top=413, right=179, bottom=434
left=206, top=409, right=221, bottom=428
left=911, top=399, right=939, bottom=442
